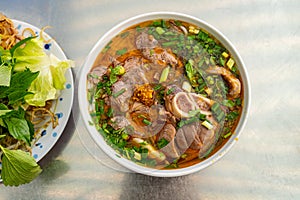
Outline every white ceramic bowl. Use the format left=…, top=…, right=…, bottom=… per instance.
left=78, top=12, right=250, bottom=177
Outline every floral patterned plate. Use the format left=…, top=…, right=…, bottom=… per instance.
left=7, top=20, right=74, bottom=162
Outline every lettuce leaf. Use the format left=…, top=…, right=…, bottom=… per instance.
left=12, top=38, right=73, bottom=106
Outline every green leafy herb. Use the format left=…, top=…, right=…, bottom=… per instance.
left=0, top=69, right=39, bottom=103
left=0, top=145, right=42, bottom=186
left=0, top=107, right=34, bottom=145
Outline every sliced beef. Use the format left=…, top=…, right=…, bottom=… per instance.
left=136, top=32, right=158, bottom=49
left=123, top=56, right=142, bottom=70
left=110, top=81, right=133, bottom=112
left=158, top=123, right=176, bottom=142
left=136, top=32, right=179, bottom=67
left=175, top=122, right=199, bottom=155
left=88, top=65, right=107, bottom=84
left=142, top=48, right=178, bottom=67
left=121, top=66, right=148, bottom=85
left=190, top=116, right=218, bottom=157
left=160, top=140, right=179, bottom=158
left=110, top=64, right=148, bottom=113
left=110, top=115, right=130, bottom=130
left=158, top=124, right=179, bottom=158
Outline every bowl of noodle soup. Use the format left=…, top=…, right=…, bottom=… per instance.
left=79, top=12, right=250, bottom=177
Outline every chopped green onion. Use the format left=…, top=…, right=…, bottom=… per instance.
left=157, top=138, right=169, bottom=149
left=166, top=87, right=175, bottom=95
left=161, top=19, right=166, bottom=28
left=226, top=111, right=239, bottom=121
left=155, top=27, right=165, bottom=35
left=120, top=31, right=129, bottom=38
left=112, top=88, right=126, bottom=98
left=235, top=98, right=242, bottom=106
left=97, top=99, right=104, bottom=114
left=223, top=132, right=232, bottom=139
left=202, top=120, right=213, bottom=129
left=177, top=116, right=199, bottom=128
left=216, top=111, right=225, bottom=122
left=107, top=107, right=114, bottom=117
left=162, top=41, right=177, bottom=47
left=121, top=133, right=129, bottom=140
left=222, top=99, right=235, bottom=108
left=159, top=66, right=170, bottom=83
left=188, top=109, right=200, bottom=117
left=211, top=102, right=221, bottom=113
left=116, top=48, right=127, bottom=56
left=153, top=84, right=162, bottom=91
left=142, top=119, right=152, bottom=126
left=199, top=113, right=207, bottom=121
left=152, top=21, right=161, bottom=26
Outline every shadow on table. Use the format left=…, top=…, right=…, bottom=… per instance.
left=37, top=111, right=76, bottom=178
left=119, top=173, right=195, bottom=200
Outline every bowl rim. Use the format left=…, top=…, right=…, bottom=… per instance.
left=78, top=11, right=251, bottom=177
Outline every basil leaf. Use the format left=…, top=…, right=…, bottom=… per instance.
left=0, top=146, right=42, bottom=186
left=3, top=117, right=31, bottom=145
left=8, top=91, right=33, bottom=105
left=0, top=69, right=39, bottom=100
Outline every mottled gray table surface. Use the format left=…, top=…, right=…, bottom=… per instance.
left=0, top=0, right=299, bottom=199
